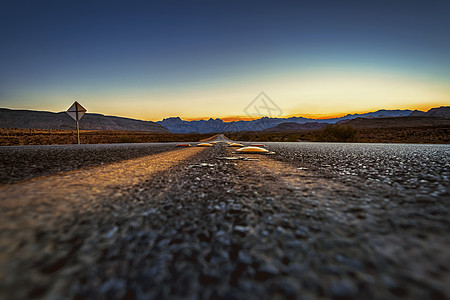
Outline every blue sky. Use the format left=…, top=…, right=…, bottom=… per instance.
left=1, top=0, right=449, bottom=120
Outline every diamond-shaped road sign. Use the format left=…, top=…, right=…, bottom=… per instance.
left=66, top=101, right=87, bottom=121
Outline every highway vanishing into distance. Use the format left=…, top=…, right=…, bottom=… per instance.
left=0, top=135, right=449, bottom=299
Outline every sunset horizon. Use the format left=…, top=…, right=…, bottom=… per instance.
left=1, top=1, right=449, bottom=121
left=1, top=102, right=447, bottom=123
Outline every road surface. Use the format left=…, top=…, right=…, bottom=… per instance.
left=0, top=136, right=449, bottom=299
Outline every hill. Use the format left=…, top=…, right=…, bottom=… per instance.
left=425, top=106, right=450, bottom=117
left=262, top=107, right=450, bottom=133
left=338, top=116, right=450, bottom=128
left=0, top=108, right=169, bottom=133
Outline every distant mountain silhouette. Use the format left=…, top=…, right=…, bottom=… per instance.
left=0, top=108, right=169, bottom=133
left=2, top=106, right=447, bottom=133
left=408, top=106, right=450, bottom=118
left=424, top=106, right=450, bottom=117
left=408, top=110, right=426, bottom=117
left=264, top=113, right=450, bottom=134
left=338, top=116, right=450, bottom=128
left=158, top=109, right=415, bottom=133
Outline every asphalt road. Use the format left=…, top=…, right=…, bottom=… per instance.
left=0, top=137, right=449, bottom=299
left=0, top=143, right=179, bottom=185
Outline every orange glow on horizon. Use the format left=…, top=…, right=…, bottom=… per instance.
left=221, top=116, right=260, bottom=122
left=184, top=116, right=260, bottom=122
left=285, top=113, right=348, bottom=120
left=409, top=103, right=448, bottom=113
left=179, top=103, right=449, bottom=122
left=282, top=103, right=448, bottom=121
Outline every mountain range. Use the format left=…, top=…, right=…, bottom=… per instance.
left=1, top=106, right=448, bottom=133
left=158, top=107, right=449, bottom=133
left=0, top=108, right=168, bottom=133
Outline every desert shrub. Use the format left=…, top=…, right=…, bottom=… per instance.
left=117, top=135, right=139, bottom=143
left=285, top=134, right=299, bottom=142
left=314, top=125, right=359, bottom=142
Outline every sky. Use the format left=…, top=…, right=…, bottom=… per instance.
left=1, top=0, right=449, bottom=121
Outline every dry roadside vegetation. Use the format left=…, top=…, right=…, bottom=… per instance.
left=0, top=128, right=214, bottom=146
left=227, top=125, right=450, bottom=144
left=1, top=125, right=449, bottom=146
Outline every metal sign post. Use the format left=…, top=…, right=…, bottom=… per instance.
left=66, top=101, right=87, bottom=144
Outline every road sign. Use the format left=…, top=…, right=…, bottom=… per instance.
left=66, top=101, right=86, bottom=121
left=66, top=101, right=87, bottom=144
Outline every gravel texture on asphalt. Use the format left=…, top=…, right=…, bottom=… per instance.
left=261, top=142, right=450, bottom=200
left=0, top=143, right=178, bottom=185
left=0, top=142, right=449, bottom=299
